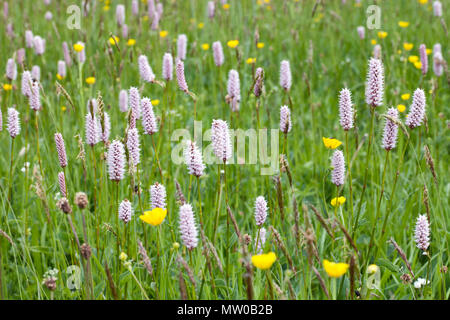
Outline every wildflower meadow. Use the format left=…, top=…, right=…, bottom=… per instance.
left=0, top=0, right=448, bottom=302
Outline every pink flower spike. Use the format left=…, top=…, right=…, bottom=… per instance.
left=54, top=133, right=68, bottom=168
left=179, top=203, right=198, bottom=250
left=119, top=199, right=133, bottom=223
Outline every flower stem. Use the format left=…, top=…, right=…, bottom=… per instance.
left=352, top=107, right=375, bottom=238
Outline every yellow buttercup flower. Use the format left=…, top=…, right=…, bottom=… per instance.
left=331, top=196, right=346, bottom=207
left=201, top=43, right=210, bottom=50
left=119, top=252, right=128, bottom=262
left=401, top=93, right=410, bottom=100
left=408, top=55, right=419, bottom=63
left=223, top=3, right=230, bottom=10
left=322, top=137, right=342, bottom=149
left=323, top=259, right=349, bottom=278
left=61, top=106, right=67, bottom=112
left=418, top=0, right=428, bottom=4
left=73, top=43, right=84, bottom=52
left=159, top=30, right=168, bottom=38
left=172, top=242, right=180, bottom=249
left=371, top=39, right=377, bottom=45
left=197, top=22, right=204, bottom=29
left=397, top=104, right=406, bottom=112
left=414, top=61, right=422, bottom=69
left=398, top=21, right=410, bottom=28
left=377, top=31, right=388, bottom=39
left=140, top=208, right=167, bottom=226
left=227, top=40, right=239, bottom=48
left=426, top=48, right=432, bottom=55
left=246, top=57, right=256, bottom=64
left=151, top=99, right=160, bottom=106
left=251, top=252, right=277, bottom=270
left=109, top=36, right=119, bottom=45
left=56, top=73, right=64, bottom=80
left=127, top=39, right=136, bottom=46
left=257, top=42, right=265, bottom=49
left=85, top=77, right=96, bottom=85
left=367, top=264, right=379, bottom=274
left=403, top=43, right=413, bottom=51
left=3, top=84, right=12, bottom=91
left=397, top=50, right=402, bottom=54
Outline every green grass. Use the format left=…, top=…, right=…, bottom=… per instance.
left=0, top=0, right=448, bottom=300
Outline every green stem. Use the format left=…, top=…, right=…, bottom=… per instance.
left=352, top=107, right=375, bottom=238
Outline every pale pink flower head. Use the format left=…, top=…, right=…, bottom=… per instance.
left=119, top=199, right=133, bottom=223
left=151, top=11, right=160, bottom=30
left=85, top=113, right=99, bottom=146
left=339, top=88, right=354, bottom=131
left=254, top=196, right=268, bottom=226
left=25, top=30, right=34, bottom=48
left=279, top=60, right=292, bottom=91
left=141, top=98, right=158, bottom=135
left=414, top=214, right=430, bottom=251
left=7, top=107, right=20, bottom=138
left=6, top=58, right=17, bottom=81
left=31, top=65, right=41, bottom=81
left=45, top=11, right=52, bottom=20
left=162, top=52, right=173, bottom=81
left=382, top=107, right=399, bottom=151
left=148, top=0, right=156, bottom=19
left=208, top=1, right=215, bottom=19
left=129, top=86, right=141, bottom=119
left=150, top=182, right=166, bottom=209
left=227, top=69, right=240, bottom=112
left=177, top=34, right=187, bottom=60
left=17, top=48, right=25, bottom=65
left=184, top=140, right=205, bottom=177
left=405, top=88, right=426, bottom=129
left=357, top=26, right=365, bottom=39
left=373, top=44, right=381, bottom=60
left=156, top=3, right=163, bottom=16
left=107, top=140, right=126, bottom=181
left=212, top=41, right=224, bottom=67
left=365, top=58, right=384, bottom=107
left=176, top=58, right=189, bottom=92
left=138, top=55, right=155, bottom=83
left=179, top=203, right=198, bottom=250
left=116, top=4, right=125, bottom=27
left=54, top=133, right=68, bottom=168
left=62, top=42, right=72, bottom=67
left=119, top=89, right=128, bottom=112
left=58, top=60, right=67, bottom=78
left=21, top=71, right=32, bottom=97
left=122, top=24, right=128, bottom=39
left=127, top=128, right=141, bottom=167
left=33, top=36, right=45, bottom=55
left=433, top=45, right=443, bottom=77
left=433, top=1, right=442, bottom=17
left=280, top=105, right=292, bottom=134
left=30, top=80, right=42, bottom=111
left=419, top=44, right=428, bottom=75
left=132, top=0, right=139, bottom=16
left=331, top=150, right=345, bottom=186
left=211, top=119, right=232, bottom=162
